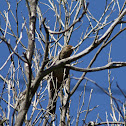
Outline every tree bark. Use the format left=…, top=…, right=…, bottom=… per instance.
left=15, top=0, right=38, bottom=125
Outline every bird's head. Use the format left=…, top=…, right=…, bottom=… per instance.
left=59, top=45, right=74, bottom=60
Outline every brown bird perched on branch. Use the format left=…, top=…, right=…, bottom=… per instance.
left=48, top=45, right=73, bottom=115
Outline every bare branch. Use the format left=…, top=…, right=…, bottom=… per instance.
left=48, top=3, right=89, bottom=34
left=65, top=61, right=126, bottom=72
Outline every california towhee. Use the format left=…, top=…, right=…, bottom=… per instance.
left=48, top=45, right=73, bottom=114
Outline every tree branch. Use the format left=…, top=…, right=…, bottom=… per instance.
left=48, top=3, right=89, bottom=35
left=65, top=62, right=126, bottom=72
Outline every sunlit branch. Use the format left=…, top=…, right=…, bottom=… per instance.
left=65, top=61, right=126, bottom=72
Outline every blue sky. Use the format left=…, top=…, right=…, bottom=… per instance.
left=0, top=0, right=126, bottom=125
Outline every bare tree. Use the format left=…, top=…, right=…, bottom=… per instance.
left=0, top=0, right=126, bottom=125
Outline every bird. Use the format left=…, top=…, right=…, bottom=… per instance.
left=48, top=45, right=73, bottom=115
